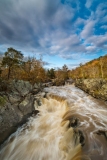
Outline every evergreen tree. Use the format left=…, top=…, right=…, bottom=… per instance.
left=2, top=48, right=23, bottom=80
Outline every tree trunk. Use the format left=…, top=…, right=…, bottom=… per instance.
left=8, top=67, right=11, bottom=80
left=101, top=64, right=103, bottom=78
left=100, top=59, right=104, bottom=78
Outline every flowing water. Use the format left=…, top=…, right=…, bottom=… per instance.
left=0, top=85, right=107, bottom=160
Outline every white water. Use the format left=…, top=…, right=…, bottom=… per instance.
left=0, top=85, right=107, bottom=160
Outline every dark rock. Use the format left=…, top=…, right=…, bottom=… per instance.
left=74, top=129, right=85, bottom=146
left=69, top=117, right=80, bottom=128
left=32, top=110, right=39, bottom=116
left=78, top=130, right=85, bottom=146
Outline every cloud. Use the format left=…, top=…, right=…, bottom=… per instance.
left=85, top=0, right=93, bottom=8
left=0, top=0, right=107, bottom=63
left=86, top=45, right=96, bottom=52
left=0, top=0, right=75, bottom=52
left=87, top=34, right=107, bottom=48
left=101, top=25, right=107, bottom=29
left=81, top=20, right=95, bottom=39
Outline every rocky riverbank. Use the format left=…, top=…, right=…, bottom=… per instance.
left=0, top=80, right=46, bottom=146
left=75, top=78, right=107, bottom=101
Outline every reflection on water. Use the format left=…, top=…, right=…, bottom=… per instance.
left=0, top=85, right=107, bottom=160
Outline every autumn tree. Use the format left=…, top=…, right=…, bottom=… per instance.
left=62, top=64, right=68, bottom=80
left=20, top=57, right=46, bottom=84
left=99, top=56, right=104, bottom=78
left=2, top=48, right=23, bottom=80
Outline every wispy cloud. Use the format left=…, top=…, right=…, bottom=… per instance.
left=85, top=0, right=93, bottom=8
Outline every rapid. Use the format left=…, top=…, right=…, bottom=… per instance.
left=0, top=84, right=107, bottom=160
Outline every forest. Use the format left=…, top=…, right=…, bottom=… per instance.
left=68, top=55, right=107, bottom=79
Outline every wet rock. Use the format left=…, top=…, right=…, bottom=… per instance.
left=74, top=129, right=85, bottom=146
left=34, top=100, right=39, bottom=110
left=78, top=130, right=85, bottom=146
left=32, top=110, right=39, bottom=116
left=34, top=92, right=46, bottom=106
left=69, top=117, right=80, bottom=128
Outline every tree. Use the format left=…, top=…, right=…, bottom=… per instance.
left=62, top=64, right=68, bottom=72
left=2, top=48, right=23, bottom=80
left=99, top=56, right=104, bottom=78
left=47, top=68, right=55, bottom=79
left=79, top=63, right=85, bottom=78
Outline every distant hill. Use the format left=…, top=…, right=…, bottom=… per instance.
left=68, top=54, right=107, bottom=79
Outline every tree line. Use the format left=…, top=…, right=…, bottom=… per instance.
left=1, top=47, right=105, bottom=89
left=68, top=55, right=107, bottom=79
left=0, top=48, right=69, bottom=87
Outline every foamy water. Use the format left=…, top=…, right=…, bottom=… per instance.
left=0, top=85, right=107, bottom=160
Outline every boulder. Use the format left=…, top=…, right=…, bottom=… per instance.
left=0, top=80, right=44, bottom=146
left=10, top=80, right=32, bottom=97
left=19, top=94, right=35, bottom=115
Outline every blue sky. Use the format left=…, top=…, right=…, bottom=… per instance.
left=0, top=0, right=107, bottom=69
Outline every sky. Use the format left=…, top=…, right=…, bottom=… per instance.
left=0, top=0, right=107, bottom=69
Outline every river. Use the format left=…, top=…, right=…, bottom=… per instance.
left=0, top=85, right=107, bottom=160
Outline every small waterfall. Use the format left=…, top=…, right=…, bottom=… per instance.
left=0, top=85, right=107, bottom=160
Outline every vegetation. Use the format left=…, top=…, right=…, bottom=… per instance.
left=0, top=96, right=6, bottom=106
left=2, top=48, right=23, bottom=80
left=0, top=48, right=69, bottom=86
left=68, top=55, right=107, bottom=79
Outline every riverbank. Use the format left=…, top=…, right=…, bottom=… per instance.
left=75, top=78, right=107, bottom=101
left=0, top=80, right=46, bottom=146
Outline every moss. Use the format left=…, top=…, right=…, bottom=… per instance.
left=0, top=96, right=6, bottom=106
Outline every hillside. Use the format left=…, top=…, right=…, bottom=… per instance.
left=69, top=54, right=107, bottom=79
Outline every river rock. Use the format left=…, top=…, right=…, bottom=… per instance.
left=74, top=129, right=85, bottom=146
left=69, top=117, right=80, bottom=128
